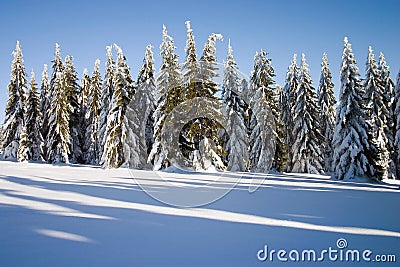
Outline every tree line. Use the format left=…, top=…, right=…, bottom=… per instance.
left=1, top=22, right=399, bottom=180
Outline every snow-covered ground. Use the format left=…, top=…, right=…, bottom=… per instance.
left=0, top=161, right=399, bottom=266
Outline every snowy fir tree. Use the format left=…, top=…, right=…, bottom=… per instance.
left=63, top=55, right=83, bottom=163
left=378, top=53, right=396, bottom=179
left=363, top=46, right=390, bottom=179
left=1, top=41, right=27, bottom=159
left=101, top=44, right=134, bottom=168
left=332, top=37, right=372, bottom=180
left=291, top=54, right=324, bottom=174
left=281, top=54, right=299, bottom=171
left=25, top=71, right=44, bottom=161
left=46, top=71, right=72, bottom=164
left=98, top=45, right=115, bottom=162
left=148, top=25, right=183, bottom=170
left=221, top=40, right=249, bottom=171
left=317, top=53, right=336, bottom=173
left=250, top=50, right=285, bottom=172
left=44, top=43, right=64, bottom=160
left=80, top=68, right=91, bottom=108
left=249, top=50, right=277, bottom=172
left=140, top=45, right=156, bottom=157
left=181, top=29, right=225, bottom=170
left=83, top=60, right=102, bottom=165
left=394, top=69, right=400, bottom=179
left=44, top=43, right=64, bottom=142
left=124, top=44, right=156, bottom=169
left=39, top=64, right=50, bottom=142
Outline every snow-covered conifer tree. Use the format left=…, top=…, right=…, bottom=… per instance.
left=39, top=64, right=50, bottom=146
left=25, top=71, right=44, bottom=161
left=332, top=37, right=372, bottom=180
left=101, top=44, right=134, bottom=168
left=363, top=46, right=389, bottom=179
left=63, top=55, right=83, bottom=163
left=317, top=53, right=336, bottom=173
left=125, top=45, right=156, bottom=169
left=222, top=40, right=249, bottom=171
left=185, top=30, right=225, bottom=170
left=148, top=25, right=183, bottom=170
left=281, top=54, right=299, bottom=171
left=378, top=53, right=396, bottom=178
left=83, top=60, right=102, bottom=165
left=180, top=22, right=225, bottom=170
left=46, top=71, right=72, bottom=164
left=291, top=54, right=324, bottom=174
left=394, top=69, right=400, bottom=179
left=45, top=43, right=66, bottom=162
left=98, top=45, right=115, bottom=161
left=43, top=44, right=64, bottom=151
left=249, top=50, right=277, bottom=172
left=1, top=41, right=27, bottom=159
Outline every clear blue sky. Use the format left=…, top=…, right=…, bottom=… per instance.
left=0, top=0, right=399, bottom=123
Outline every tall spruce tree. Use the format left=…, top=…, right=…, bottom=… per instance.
left=364, top=46, right=389, bottom=179
left=139, top=45, right=156, bottom=157
left=83, top=60, right=102, bottom=164
left=394, top=69, right=400, bottom=179
left=190, top=32, right=225, bottom=170
left=180, top=22, right=225, bottom=170
left=378, top=53, right=396, bottom=179
left=101, top=44, right=134, bottom=168
left=291, top=54, right=324, bottom=174
left=63, top=55, right=83, bottom=163
left=249, top=50, right=277, bottom=172
left=1, top=41, right=27, bottom=159
left=317, top=53, right=336, bottom=173
left=98, top=45, right=115, bottom=161
left=332, top=37, right=372, bottom=180
left=46, top=71, right=72, bottom=164
left=148, top=25, right=183, bottom=170
left=43, top=43, right=64, bottom=152
left=281, top=54, right=299, bottom=171
left=25, top=71, right=44, bottom=161
left=125, top=45, right=156, bottom=169
left=46, top=43, right=69, bottom=163
left=222, top=40, right=249, bottom=171
left=39, top=64, right=50, bottom=149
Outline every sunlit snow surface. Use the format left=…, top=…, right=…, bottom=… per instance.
left=0, top=161, right=399, bottom=266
